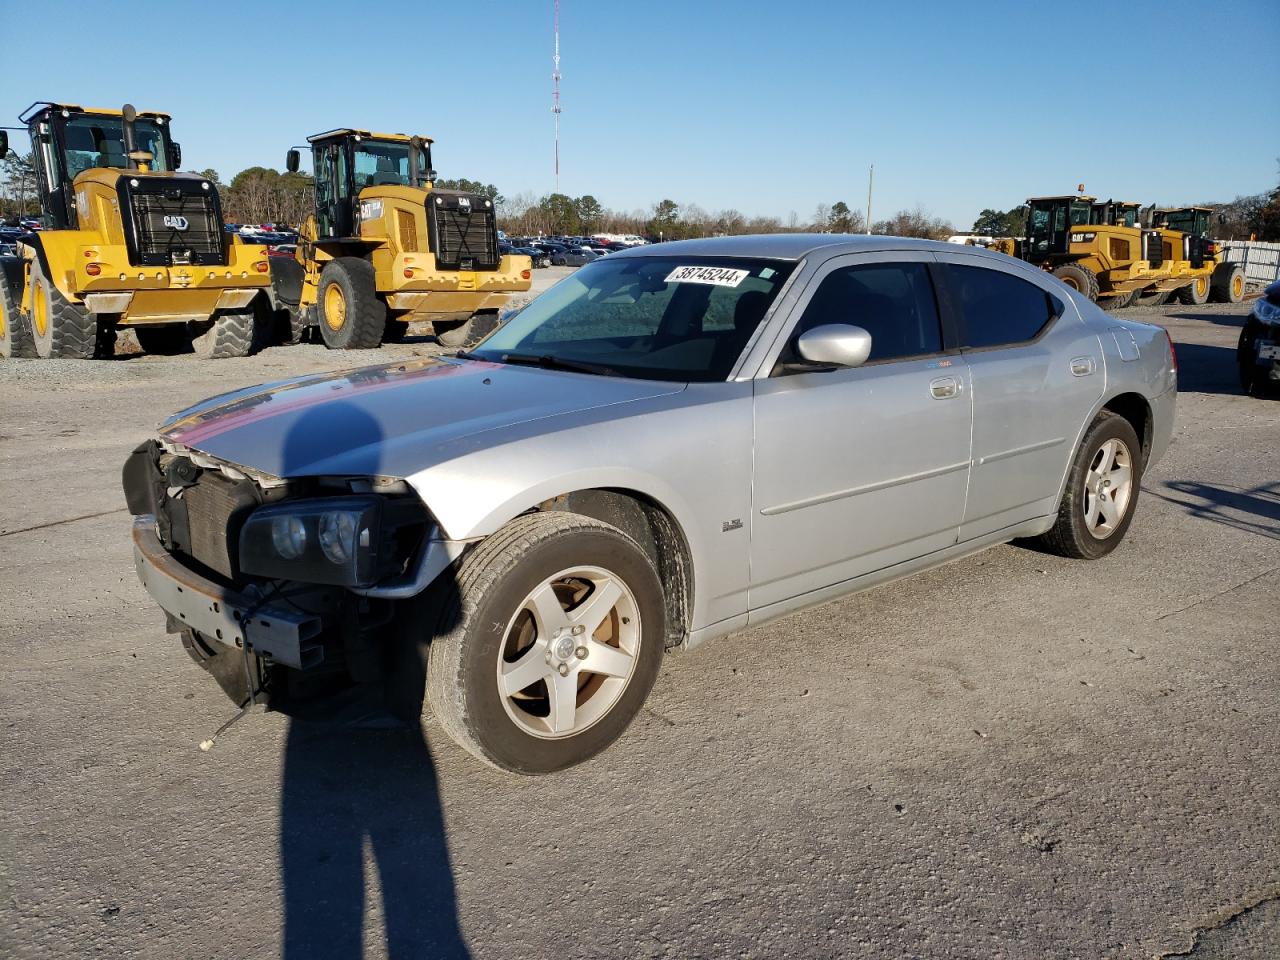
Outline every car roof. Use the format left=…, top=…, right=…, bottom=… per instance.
left=606, top=233, right=984, bottom=262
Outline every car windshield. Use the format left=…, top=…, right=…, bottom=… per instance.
left=470, top=255, right=795, bottom=382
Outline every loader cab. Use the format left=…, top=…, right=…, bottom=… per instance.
left=295, top=129, right=434, bottom=240
left=1025, top=195, right=1095, bottom=258
left=19, top=102, right=179, bottom=229
left=1155, top=206, right=1216, bottom=267
left=1091, top=200, right=1140, bottom=229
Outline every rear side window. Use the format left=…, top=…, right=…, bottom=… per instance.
left=948, top=264, right=1061, bottom=349
left=790, top=262, right=943, bottom=363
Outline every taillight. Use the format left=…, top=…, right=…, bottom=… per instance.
left=403, top=268, right=414, bottom=278
left=1165, top=329, right=1178, bottom=373
left=85, top=262, right=101, bottom=276
left=521, top=269, right=531, bottom=280
left=254, top=260, right=269, bottom=273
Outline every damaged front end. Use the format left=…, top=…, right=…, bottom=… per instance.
left=122, top=439, right=460, bottom=717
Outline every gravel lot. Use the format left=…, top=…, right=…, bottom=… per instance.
left=1, top=291, right=1276, bottom=959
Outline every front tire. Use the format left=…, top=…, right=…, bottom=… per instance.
left=0, top=274, right=36, bottom=358
left=1052, top=263, right=1100, bottom=301
left=1035, top=412, right=1142, bottom=559
left=1210, top=263, right=1244, bottom=304
left=317, top=257, right=385, bottom=350
left=424, top=512, right=667, bottom=774
left=1178, top=275, right=1210, bottom=305
left=189, top=296, right=270, bottom=359
left=435, top=310, right=499, bottom=349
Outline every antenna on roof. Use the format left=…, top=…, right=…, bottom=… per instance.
left=552, top=0, right=562, bottom=193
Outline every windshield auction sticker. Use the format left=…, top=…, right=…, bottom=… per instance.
left=665, top=265, right=750, bottom=287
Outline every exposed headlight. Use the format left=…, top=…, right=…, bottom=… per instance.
left=1255, top=298, right=1280, bottom=323
left=240, top=496, right=383, bottom=587
left=271, top=516, right=308, bottom=559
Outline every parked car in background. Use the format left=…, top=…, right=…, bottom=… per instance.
left=1238, top=277, right=1280, bottom=397
left=267, top=243, right=297, bottom=259
left=514, top=245, right=552, bottom=268
left=124, top=234, right=1176, bottom=774
left=0, top=242, right=17, bottom=257
left=552, top=248, right=599, bottom=267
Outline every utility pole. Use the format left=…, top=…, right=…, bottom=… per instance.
left=552, top=0, right=562, bottom=193
left=865, top=163, right=874, bottom=235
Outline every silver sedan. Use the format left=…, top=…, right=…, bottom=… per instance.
left=124, top=235, right=1177, bottom=773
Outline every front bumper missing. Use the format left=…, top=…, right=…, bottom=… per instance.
left=132, top=517, right=323, bottom=669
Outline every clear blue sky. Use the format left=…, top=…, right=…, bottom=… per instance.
left=3, top=0, right=1277, bottom=229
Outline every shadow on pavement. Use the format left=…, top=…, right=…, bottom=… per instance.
left=1150, top=479, right=1280, bottom=542
left=1164, top=310, right=1249, bottom=329
left=276, top=401, right=469, bottom=959
left=1172, top=342, right=1242, bottom=395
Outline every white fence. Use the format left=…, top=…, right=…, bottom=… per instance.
left=1219, top=240, right=1280, bottom=287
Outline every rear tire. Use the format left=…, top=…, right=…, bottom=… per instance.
left=29, top=259, right=109, bottom=359
left=436, top=310, right=499, bottom=348
left=317, top=257, right=385, bottom=350
left=1178, top=275, right=1210, bottom=305
left=423, top=512, right=667, bottom=774
left=1135, top=289, right=1172, bottom=307
left=1098, top=289, right=1137, bottom=311
left=1035, top=411, right=1143, bottom=560
left=135, top=324, right=192, bottom=356
left=1052, top=263, right=1100, bottom=301
left=189, top=296, right=270, bottom=359
left=0, top=273, right=36, bottom=358
left=1210, top=263, right=1244, bottom=304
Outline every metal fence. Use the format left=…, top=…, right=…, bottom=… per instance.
left=1219, top=240, right=1280, bottom=287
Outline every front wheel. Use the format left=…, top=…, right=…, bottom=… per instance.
left=435, top=310, right=500, bottom=349
left=1035, top=412, right=1142, bottom=559
left=424, top=512, right=667, bottom=774
left=189, top=296, right=270, bottom=359
left=317, top=257, right=385, bottom=350
left=1210, top=263, right=1245, bottom=304
left=1052, top=263, right=1100, bottom=301
left=1178, top=275, right=1210, bottom=305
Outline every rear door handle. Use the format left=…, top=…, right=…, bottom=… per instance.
left=930, top=376, right=960, bottom=399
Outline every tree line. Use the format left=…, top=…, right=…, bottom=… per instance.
left=4, top=150, right=1278, bottom=242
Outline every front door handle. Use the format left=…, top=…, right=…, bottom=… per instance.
left=930, top=376, right=960, bottom=399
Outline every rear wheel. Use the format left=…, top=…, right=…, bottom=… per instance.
left=1098, top=289, right=1137, bottom=311
left=317, top=257, right=385, bottom=350
left=423, top=512, right=666, bottom=774
left=1178, top=275, right=1211, bottom=305
left=1052, top=263, right=1100, bottom=301
left=0, top=273, right=35, bottom=358
left=134, top=324, right=192, bottom=355
left=435, top=310, right=500, bottom=348
left=1210, top=263, right=1245, bottom=304
left=29, top=259, right=110, bottom=359
left=189, top=296, right=270, bottom=359
left=1035, top=412, right=1142, bottom=559
left=1135, top=289, right=1172, bottom=307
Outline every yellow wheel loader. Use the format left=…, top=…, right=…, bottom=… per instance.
left=990, top=195, right=1166, bottom=310
left=0, top=103, right=271, bottom=361
left=270, top=129, right=531, bottom=350
left=1149, top=207, right=1244, bottom=306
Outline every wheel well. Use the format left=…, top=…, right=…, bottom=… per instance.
left=1101, top=392, right=1152, bottom=464
left=537, top=488, right=693, bottom=650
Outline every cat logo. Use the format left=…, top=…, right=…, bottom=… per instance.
left=457, top=197, right=471, bottom=213
left=162, top=215, right=189, bottom=231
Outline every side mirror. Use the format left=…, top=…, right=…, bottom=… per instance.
left=0, top=131, right=8, bottom=157
left=286, top=149, right=300, bottom=173
left=1217, top=213, right=1226, bottom=225
left=796, top=324, right=873, bottom=368
left=168, top=141, right=182, bottom=169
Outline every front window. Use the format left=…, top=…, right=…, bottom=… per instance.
left=61, top=114, right=171, bottom=178
left=352, top=140, right=413, bottom=189
left=471, top=256, right=795, bottom=382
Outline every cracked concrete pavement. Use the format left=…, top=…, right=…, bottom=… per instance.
left=1, top=296, right=1277, bottom=958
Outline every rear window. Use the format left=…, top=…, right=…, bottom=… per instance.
left=948, top=264, right=1061, bottom=349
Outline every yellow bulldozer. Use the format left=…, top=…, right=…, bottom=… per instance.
left=0, top=103, right=271, bottom=360
left=269, top=128, right=531, bottom=350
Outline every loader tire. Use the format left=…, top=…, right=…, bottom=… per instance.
left=1052, top=263, right=1099, bottom=301
left=29, top=259, right=109, bottom=359
left=1178, top=275, right=1211, bottom=305
left=1135, top=290, right=1172, bottom=307
left=190, top=296, right=270, bottom=359
left=0, top=272, right=36, bottom=358
left=436, top=310, right=500, bottom=349
left=1098, top=289, right=1137, bottom=311
left=1210, top=263, right=1244, bottom=304
left=317, top=258, right=385, bottom=350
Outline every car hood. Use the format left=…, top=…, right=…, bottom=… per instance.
left=160, top=357, right=684, bottom=479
